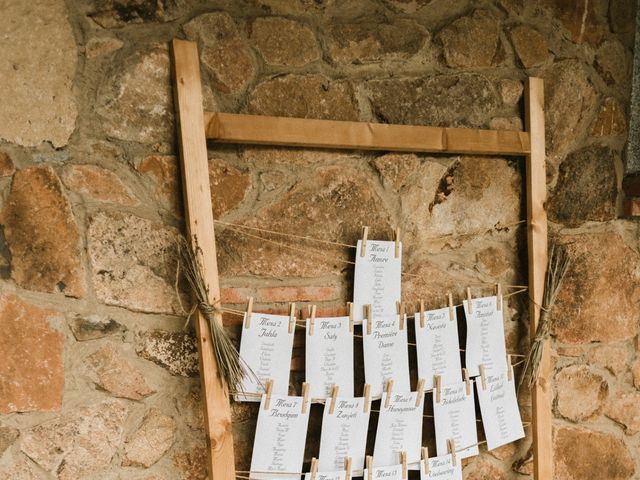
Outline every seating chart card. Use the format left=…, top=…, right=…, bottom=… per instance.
left=414, top=307, right=462, bottom=390
left=306, top=316, right=354, bottom=399
left=464, top=296, right=507, bottom=377
left=305, top=470, right=350, bottom=480
left=238, top=313, right=294, bottom=401
left=353, top=240, right=401, bottom=321
left=251, top=394, right=310, bottom=479
left=476, top=371, right=525, bottom=450
left=419, top=456, right=462, bottom=480
left=363, top=315, right=410, bottom=397
left=364, top=463, right=404, bottom=480
left=433, top=381, right=479, bottom=460
left=373, top=392, right=424, bottom=468
left=318, top=396, right=371, bottom=472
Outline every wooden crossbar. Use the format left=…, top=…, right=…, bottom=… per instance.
left=171, top=38, right=550, bottom=480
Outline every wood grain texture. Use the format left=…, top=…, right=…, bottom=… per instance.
left=524, top=77, right=551, bottom=480
left=171, top=39, right=236, bottom=480
left=204, top=112, right=531, bottom=156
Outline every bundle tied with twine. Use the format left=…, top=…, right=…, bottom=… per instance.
left=177, top=236, right=252, bottom=393
left=518, top=242, right=570, bottom=393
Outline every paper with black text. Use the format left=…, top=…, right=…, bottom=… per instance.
left=306, top=316, right=354, bottom=399
left=414, top=307, right=462, bottom=390
left=251, top=394, right=310, bottom=479
left=364, top=463, right=404, bottom=480
left=237, top=313, right=294, bottom=401
left=318, top=396, right=371, bottom=473
left=464, top=296, right=507, bottom=377
left=433, top=381, right=479, bottom=459
left=353, top=240, right=401, bottom=321
left=362, top=314, right=410, bottom=398
left=373, top=391, right=424, bottom=468
left=305, top=470, right=350, bottom=480
left=419, top=455, right=462, bottom=480
left=476, top=371, right=525, bottom=450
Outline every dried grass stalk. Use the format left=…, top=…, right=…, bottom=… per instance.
left=518, top=242, right=570, bottom=392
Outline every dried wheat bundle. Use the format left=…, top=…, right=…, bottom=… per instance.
left=518, top=242, right=570, bottom=392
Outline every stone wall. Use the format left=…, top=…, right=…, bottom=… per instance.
left=0, top=0, right=638, bottom=479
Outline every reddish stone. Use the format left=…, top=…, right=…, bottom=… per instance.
left=0, top=294, right=64, bottom=414
left=510, top=25, right=548, bottom=68
left=256, top=285, right=342, bottom=303
left=554, top=364, right=608, bottom=422
left=85, top=36, right=124, bottom=58
left=546, top=0, right=605, bottom=46
left=605, top=393, right=640, bottom=434
left=62, top=164, right=138, bottom=206
left=208, top=159, right=251, bottom=218
left=586, top=344, right=630, bottom=375
left=1, top=166, right=85, bottom=296
left=0, top=151, right=15, bottom=176
left=136, top=154, right=181, bottom=215
left=437, top=10, right=501, bottom=68
left=220, top=287, right=253, bottom=304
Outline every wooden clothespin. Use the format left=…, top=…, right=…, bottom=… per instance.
left=329, top=384, right=340, bottom=414
left=507, top=354, right=513, bottom=382
left=245, top=297, right=254, bottom=329
left=448, top=293, right=454, bottom=321
left=289, top=302, right=296, bottom=334
left=310, top=457, right=318, bottom=480
left=434, top=375, right=442, bottom=403
left=366, top=456, right=373, bottom=480
left=496, top=283, right=502, bottom=311
left=421, top=447, right=429, bottom=475
left=466, top=287, right=473, bottom=314
left=364, top=304, right=372, bottom=335
left=415, top=378, right=425, bottom=407
left=394, top=227, right=401, bottom=258
left=400, top=451, right=407, bottom=480
left=264, top=378, right=273, bottom=410
left=396, top=301, right=405, bottom=330
left=309, top=304, right=317, bottom=336
left=479, top=364, right=487, bottom=390
left=347, top=302, right=354, bottom=333
left=360, top=226, right=369, bottom=257
left=363, top=384, right=371, bottom=413
left=447, top=439, right=457, bottom=467
left=463, top=368, right=471, bottom=396
left=419, top=299, right=425, bottom=328
left=384, top=379, right=394, bottom=408
left=344, top=457, right=352, bottom=480
left=301, top=382, right=310, bottom=413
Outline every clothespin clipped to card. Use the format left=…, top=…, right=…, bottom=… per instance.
left=245, top=297, right=254, bottom=329
left=507, top=354, right=513, bottom=382
left=360, top=226, right=369, bottom=257
left=264, top=378, right=273, bottom=410
left=396, top=301, right=405, bottom=330
left=421, top=447, right=430, bottom=475
left=329, top=384, right=340, bottom=414
left=308, top=305, right=317, bottom=336
left=496, top=283, right=502, bottom=311
left=400, top=451, right=407, bottom=480
left=463, top=368, right=471, bottom=396
left=419, top=299, right=425, bottom=328
left=366, top=456, right=373, bottom=480
left=384, top=379, right=394, bottom=408
left=466, top=287, right=473, bottom=314
left=344, top=457, right=352, bottom=480
left=448, top=293, right=455, bottom=321
left=348, top=302, right=354, bottom=333
left=302, top=382, right=310, bottom=413
left=364, top=304, right=372, bottom=335
left=479, top=364, right=487, bottom=390
left=363, top=384, right=371, bottom=413
left=415, top=378, right=425, bottom=407
left=447, top=439, right=457, bottom=467
left=288, top=302, right=296, bottom=334
left=434, top=375, right=442, bottom=403
left=394, top=227, right=401, bottom=258
left=310, top=457, right=318, bottom=480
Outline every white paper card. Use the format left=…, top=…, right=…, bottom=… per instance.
left=419, top=455, right=462, bottom=480
left=306, top=316, right=354, bottom=399
left=353, top=240, right=401, bottom=321
left=364, top=464, right=404, bottom=480
left=433, top=381, right=479, bottom=460
left=476, top=372, right=525, bottom=450
left=373, top=392, right=424, bottom=468
left=238, top=313, right=294, bottom=401
left=250, top=394, right=310, bottom=479
left=464, top=296, right=507, bottom=377
left=414, top=308, right=462, bottom=390
left=318, top=396, right=371, bottom=473
left=305, top=470, right=350, bottom=480
left=362, top=315, right=410, bottom=397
